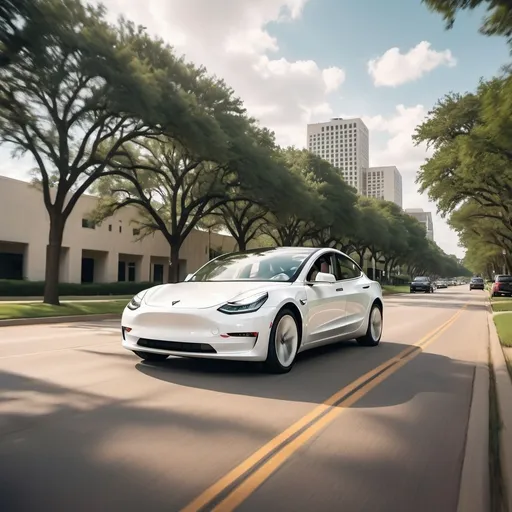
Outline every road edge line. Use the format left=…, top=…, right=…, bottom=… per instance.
left=488, top=303, right=512, bottom=511
left=456, top=362, right=490, bottom=512
left=0, top=314, right=121, bottom=327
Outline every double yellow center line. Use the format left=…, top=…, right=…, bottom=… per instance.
left=181, top=304, right=467, bottom=512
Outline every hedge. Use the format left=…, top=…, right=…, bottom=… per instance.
left=0, top=280, right=154, bottom=297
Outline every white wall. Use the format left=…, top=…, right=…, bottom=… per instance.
left=0, top=176, right=236, bottom=282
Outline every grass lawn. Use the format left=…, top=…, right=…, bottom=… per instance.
left=382, top=285, right=409, bottom=295
left=491, top=301, right=512, bottom=313
left=0, top=300, right=128, bottom=320
left=0, top=295, right=133, bottom=302
left=494, top=313, right=512, bottom=347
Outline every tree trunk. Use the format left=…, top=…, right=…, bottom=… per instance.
left=237, top=237, right=247, bottom=251
left=169, top=242, right=181, bottom=283
left=43, top=214, right=65, bottom=305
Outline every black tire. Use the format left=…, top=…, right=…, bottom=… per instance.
left=357, top=302, right=383, bottom=347
left=133, top=351, right=169, bottom=362
left=264, top=308, right=300, bottom=374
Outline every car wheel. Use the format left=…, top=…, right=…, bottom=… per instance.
left=133, top=351, right=169, bottom=362
left=264, top=308, right=300, bottom=374
left=357, top=302, right=382, bottom=347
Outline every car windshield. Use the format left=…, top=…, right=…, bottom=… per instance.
left=413, top=277, right=429, bottom=282
left=189, top=249, right=313, bottom=282
left=497, top=275, right=512, bottom=282
left=472, top=278, right=483, bottom=282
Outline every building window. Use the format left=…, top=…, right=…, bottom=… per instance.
left=119, top=226, right=122, bottom=233
left=133, top=228, right=140, bottom=236
left=108, top=224, right=112, bottom=232
left=82, top=218, right=95, bottom=229
left=128, top=262, right=136, bottom=282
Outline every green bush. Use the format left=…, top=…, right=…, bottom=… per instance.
left=0, top=280, right=154, bottom=297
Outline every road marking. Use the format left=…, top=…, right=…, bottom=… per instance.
left=181, top=304, right=467, bottom=512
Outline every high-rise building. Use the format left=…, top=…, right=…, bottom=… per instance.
left=405, top=208, right=434, bottom=241
left=307, top=117, right=369, bottom=193
left=364, top=166, right=403, bottom=207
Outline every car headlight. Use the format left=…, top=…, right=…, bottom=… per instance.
left=127, top=290, right=148, bottom=311
left=218, top=292, right=268, bottom=315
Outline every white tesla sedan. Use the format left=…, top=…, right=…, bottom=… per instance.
left=121, top=247, right=383, bottom=373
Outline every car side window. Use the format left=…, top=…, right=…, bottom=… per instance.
left=334, top=254, right=361, bottom=281
left=306, top=253, right=335, bottom=281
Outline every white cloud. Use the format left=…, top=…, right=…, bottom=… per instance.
left=363, top=104, right=431, bottom=170
left=368, top=41, right=456, bottom=87
left=93, top=0, right=343, bottom=148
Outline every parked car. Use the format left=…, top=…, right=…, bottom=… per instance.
left=436, top=280, right=448, bottom=289
left=491, top=275, right=512, bottom=297
left=121, top=247, right=383, bottom=373
left=469, top=277, right=485, bottom=290
left=410, top=276, right=435, bottom=293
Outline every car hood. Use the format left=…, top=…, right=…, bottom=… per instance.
left=143, top=281, right=290, bottom=309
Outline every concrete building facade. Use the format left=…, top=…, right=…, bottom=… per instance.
left=364, top=166, right=403, bottom=207
left=405, top=208, right=434, bottom=241
left=0, top=176, right=236, bottom=283
left=307, top=117, right=369, bottom=194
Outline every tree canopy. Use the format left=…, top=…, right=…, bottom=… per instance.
left=422, top=0, right=512, bottom=46
left=0, top=0, right=470, bottom=302
left=414, top=74, right=512, bottom=276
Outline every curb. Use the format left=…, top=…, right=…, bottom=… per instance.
left=488, top=308, right=512, bottom=511
left=0, top=314, right=121, bottom=327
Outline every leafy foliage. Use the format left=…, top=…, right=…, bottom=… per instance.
left=414, top=75, right=512, bottom=277
left=422, top=0, right=512, bottom=46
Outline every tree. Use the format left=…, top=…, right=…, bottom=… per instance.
left=422, top=0, right=512, bottom=46
left=94, top=116, right=298, bottom=282
left=262, top=148, right=358, bottom=246
left=0, top=0, right=44, bottom=68
left=0, top=2, right=221, bottom=303
left=340, top=197, right=389, bottom=266
left=450, top=200, right=512, bottom=274
left=413, top=76, right=512, bottom=239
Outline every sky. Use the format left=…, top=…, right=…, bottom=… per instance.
left=1, top=0, right=509, bottom=258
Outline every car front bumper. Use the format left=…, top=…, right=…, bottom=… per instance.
left=470, top=285, right=485, bottom=290
left=410, top=286, right=430, bottom=292
left=121, top=304, right=277, bottom=361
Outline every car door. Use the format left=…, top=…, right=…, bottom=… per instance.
left=303, top=252, right=346, bottom=345
left=333, top=253, right=372, bottom=335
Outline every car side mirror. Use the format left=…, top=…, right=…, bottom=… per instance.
left=313, top=272, right=336, bottom=284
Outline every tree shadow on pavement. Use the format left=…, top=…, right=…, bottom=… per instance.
left=0, top=370, right=273, bottom=512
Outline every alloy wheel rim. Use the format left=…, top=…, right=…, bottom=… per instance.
left=370, top=307, right=382, bottom=341
left=275, top=315, right=298, bottom=367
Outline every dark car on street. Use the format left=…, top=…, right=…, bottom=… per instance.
left=469, top=277, right=485, bottom=291
left=491, top=275, right=512, bottom=297
left=410, top=276, right=435, bottom=293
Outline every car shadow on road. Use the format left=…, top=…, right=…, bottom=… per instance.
left=135, top=339, right=475, bottom=408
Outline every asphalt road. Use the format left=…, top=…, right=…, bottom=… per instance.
left=0, top=288, right=489, bottom=512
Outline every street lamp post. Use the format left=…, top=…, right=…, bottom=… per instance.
left=503, top=249, right=507, bottom=275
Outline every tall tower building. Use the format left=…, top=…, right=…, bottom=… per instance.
left=307, top=117, right=369, bottom=193
left=364, top=166, right=403, bottom=207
